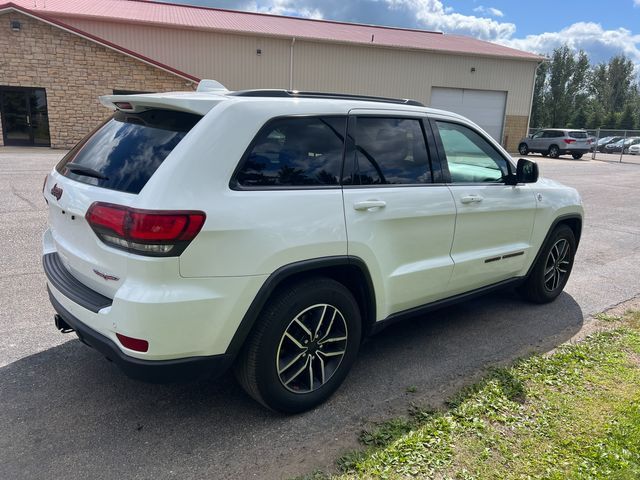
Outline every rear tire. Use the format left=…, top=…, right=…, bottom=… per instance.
left=234, top=277, right=361, bottom=413
left=548, top=145, right=560, bottom=158
left=572, top=153, right=583, bottom=159
left=519, top=224, right=576, bottom=304
left=518, top=143, right=529, bottom=155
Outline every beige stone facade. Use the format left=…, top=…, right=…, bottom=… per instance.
left=0, top=12, right=195, bottom=148
left=503, top=115, right=529, bottom=153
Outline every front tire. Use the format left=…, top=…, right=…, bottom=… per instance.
left=519, top=224, right=576, bottom=304
left=518, top=143, right=529, bottom=155
left=234, top=277, right=361, bottom=413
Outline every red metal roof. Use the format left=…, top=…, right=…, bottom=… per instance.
left=9, top=0, right=542, bottom=61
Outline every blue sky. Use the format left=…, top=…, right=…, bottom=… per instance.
left=162, top=0, right=640, bottom=68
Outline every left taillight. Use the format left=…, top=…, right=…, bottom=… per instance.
left=564, top=139, right=576, bottom=144
left=85, top=202, right=206, bottom=257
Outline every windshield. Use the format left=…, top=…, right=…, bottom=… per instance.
left=56, top=109, right=202, bottom=194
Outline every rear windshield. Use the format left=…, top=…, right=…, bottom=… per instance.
left=569, top=131, right=588, bottom=139
left=56, top=109, right=202, bottom=194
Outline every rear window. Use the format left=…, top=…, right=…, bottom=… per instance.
left=569, top=131, right=588, bottom=139
left=56, top=109, right=202, bottom=194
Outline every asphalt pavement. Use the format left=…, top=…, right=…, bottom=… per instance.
left=1, top=147, right=639, bottom=479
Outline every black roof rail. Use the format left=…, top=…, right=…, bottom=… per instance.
left=227, top=89, right=424, bottom=107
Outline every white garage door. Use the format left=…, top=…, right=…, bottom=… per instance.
left=430, top=87, right=507, bottom=142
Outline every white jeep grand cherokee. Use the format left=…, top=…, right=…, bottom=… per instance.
left=43, top=82, right=583, bottom=412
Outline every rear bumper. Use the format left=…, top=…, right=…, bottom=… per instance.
left=48, top=287, right=233, bottom=382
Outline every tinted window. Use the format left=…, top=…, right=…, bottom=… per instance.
left=532, top=131, right=544, bottom=139
left=569, top=131, right=588, bottom=139
left=436, top=121, right=510, bottom=183
left=353, top=117, right=431, bottom=185
left=57, top=109, right=201, bottom=194
left=236, top=117, right=345, bottom=187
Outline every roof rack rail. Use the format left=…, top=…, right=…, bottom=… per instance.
left=227, top=89, right=424, bottom=107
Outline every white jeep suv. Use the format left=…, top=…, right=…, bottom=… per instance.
left=43, top=82, right=583, bottom=412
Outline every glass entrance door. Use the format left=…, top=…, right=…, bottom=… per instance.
left=0, top=87, right=51, bottom=146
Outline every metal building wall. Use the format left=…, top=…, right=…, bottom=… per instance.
left=61, top=18, right=292, bottom=89
left=57, top=17, right=536, bottom=118
left=292, top=40, right=536, bottom=116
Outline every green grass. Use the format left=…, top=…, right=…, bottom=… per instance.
left=326, top=309, right=640, bottom=480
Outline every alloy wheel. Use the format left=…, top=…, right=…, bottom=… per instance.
left=544, top=238, right=571, bottom=292
left=276, top=304, right=348, bottom=394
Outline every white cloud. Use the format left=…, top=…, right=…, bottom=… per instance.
left=499, top=22, right=640, bottom=68
left=635, top=0, right=640, bottom=6
left=472, top=6, right=504, bottom=18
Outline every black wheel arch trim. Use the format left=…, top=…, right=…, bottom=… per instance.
left=225, top=255, right=377, bottom=359
left=525, top=213, right=582, bottom=279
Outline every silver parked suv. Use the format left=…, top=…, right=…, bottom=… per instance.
left=518, top=129, right=591, bottom=159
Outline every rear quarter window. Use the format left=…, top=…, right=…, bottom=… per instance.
left=56, top=109, right=202, bottom=194
left=569, top=131, right=588, bottom=139
left=234, top=116, right=346, bottom=188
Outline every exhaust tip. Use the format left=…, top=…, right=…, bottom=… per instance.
left=54, top=314, right=74, bottom=334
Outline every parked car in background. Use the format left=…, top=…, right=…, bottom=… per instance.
left=518, top=129, right=591, bottom=159
left=628, top=144, right=640, bottom=155
left=593, top=136, right=624, bottom=152
left=604, top=137, right=640, bottom=154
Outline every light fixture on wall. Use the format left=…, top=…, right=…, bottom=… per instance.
left=256, top=48, right=262, bottom=56
left=470, top=67, right=476, bottom=73
left=10, top=20, right=21, bottom=31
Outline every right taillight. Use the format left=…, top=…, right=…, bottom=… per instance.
left=85, top=202, right=205, bottom=257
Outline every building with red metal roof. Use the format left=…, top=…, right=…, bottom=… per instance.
left=0, top=0, right=542, bottom=149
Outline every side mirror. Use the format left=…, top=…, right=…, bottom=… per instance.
left=516, top=158, right=538, bottom=183
left=506, top=158, right=538, bottom=185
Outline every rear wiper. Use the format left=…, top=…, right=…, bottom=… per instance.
left=65, top=163, right=108, bottom=180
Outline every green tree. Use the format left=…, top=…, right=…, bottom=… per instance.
left=618, top=103, right=636, bottom=130
left=531, top=61, right=549, bottom=128
left=570, top=104, right=589, bottom=128
left=589, top=103, right=605, bottom=129
left=607, top=55, right=635, bottom=111
left=603, top=111, right=619, bottom=129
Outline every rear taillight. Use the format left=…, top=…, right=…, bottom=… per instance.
left=564, top=139, right=576, bottom=144
left=85, top=202, right=205, bottom=257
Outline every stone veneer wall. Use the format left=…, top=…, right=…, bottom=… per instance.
left=0, top=12, right=196, bottom=148
left=502, top=115, right=529, bottom=153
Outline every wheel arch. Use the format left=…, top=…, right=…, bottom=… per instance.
left=526, top=213, right=582, bottom=278
left=226, top=256, right=377, bottom=359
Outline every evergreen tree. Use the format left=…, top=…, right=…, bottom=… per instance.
left=619, top=104, right=636, bottom=130
left=589, top=104, right=604, bottom=129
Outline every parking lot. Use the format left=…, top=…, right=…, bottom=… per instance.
left=1, top=147, right=639, bottom=480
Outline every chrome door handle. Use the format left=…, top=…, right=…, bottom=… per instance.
left=460, top=194, right=484, bottom=204
left=353, top=200, right=386, bottom=211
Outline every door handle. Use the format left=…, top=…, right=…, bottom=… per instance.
left=353, top=200, right=386, bottom=211
left=460, top=194, right=484, bottom=204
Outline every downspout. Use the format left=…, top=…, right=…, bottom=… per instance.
left=289, top=37, right=296, bottom=90
left=526, top=59, right=545, bottom=134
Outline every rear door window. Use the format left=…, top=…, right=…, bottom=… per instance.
left=351, top=117, right=431, bottom=185
left=56, top=109, right=201, bottom=194
left=235, top=116, right=346, bottom=188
